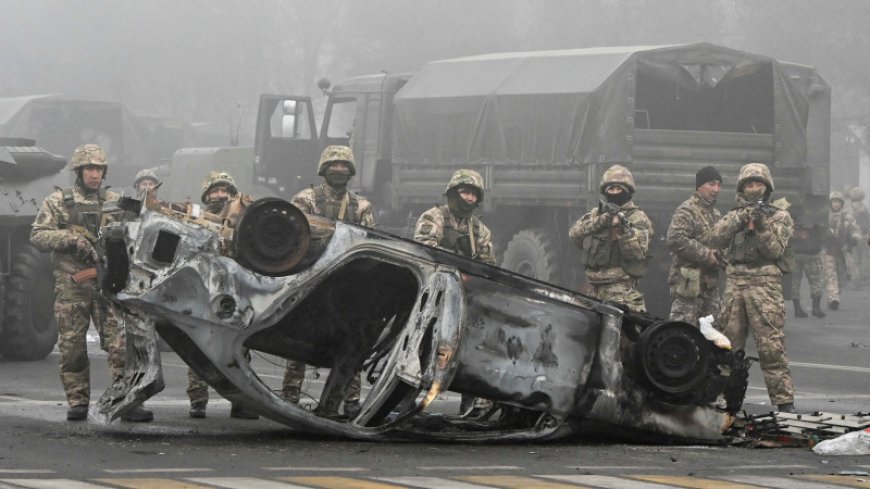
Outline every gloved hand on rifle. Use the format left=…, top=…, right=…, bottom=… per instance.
left=73, top=235, right=98, bottom=263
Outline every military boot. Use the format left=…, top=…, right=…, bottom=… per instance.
left=811, top=296, right=826, bottom=318
left=283, top=386, right=301, bottom=405
left=776, top=402, right=797, bottom=414
left=189, top=401, right=206, bottom=419
left=792, top=299, right=807, bottom=318
left=121, top=404, right=154, bottom=422
left=828, top=299, right=839, bottom=310
left=66, top=404, right=88, bottom=421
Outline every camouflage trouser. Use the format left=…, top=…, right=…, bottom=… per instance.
left=847, top=243, right=870, bottom=287
left=186, top=349, right=252, bottom=404
left=717, top=275, right=794, bottom=405
left=590, top=279, right=646, bottom=313
left=54, top=272, right=126, bottom=408
left=186, top=368, right=209, bottom=404
left=282, top=360, right=361, bottom=403
left=822, top=251, right=847, bottom=302
left=791, top=252, right=824, bottom=299
left=669, top=284, right=720, bottom=326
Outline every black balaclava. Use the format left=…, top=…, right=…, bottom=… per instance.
left=205, top=186, right=231, bottom=214
left=324, top=166, right=352, bottom=192
left=603, top=185, right=632, bottom=206
left=447, top=187, right=478, bottom=218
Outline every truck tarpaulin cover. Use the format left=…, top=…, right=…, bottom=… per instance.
left=393, top=43, right=820, bottom=168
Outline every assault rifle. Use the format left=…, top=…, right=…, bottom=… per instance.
left=746, top=200, right=775, bottom=232
left=599, top=199, right=632, bottom=236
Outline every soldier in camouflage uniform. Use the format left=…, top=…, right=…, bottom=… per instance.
left=822, top=191, right=861, bottom=310
left=569, top=165, right=654, bottom=313
left=133, top=169, right=159, bottom=195
left=712, top=163, right=796, bottom=413
left=414, top=169, right=496, bottom=416
left=846, top=187, right=870, bottom=287
left=788, top=205, right=826, bottom=318
left=187, top=171, right=259, bottom=420
left=666, top=166, right=723, bottom=326
left=30, top=144, right=153, bottom=422
left=281, top=146, right=374, bottom=418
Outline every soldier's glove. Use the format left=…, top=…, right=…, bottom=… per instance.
left=705, top=249, right=721, bottom=268
left=74, top=236, right=97, bottom=263
left=597, top=213, right=612, bottom=228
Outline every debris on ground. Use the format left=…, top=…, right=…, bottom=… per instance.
left=729, top=411, right=870, bottom=449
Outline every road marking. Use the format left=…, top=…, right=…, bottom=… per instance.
left=0, top=480, right=111, bottom=489
left=101, top=469, right=214, bottom=474
left=187, top=477, right=314, bottom=489
left=278, top=477, right=407, bottom=489
left=800, top=475, right=870, bottom=487
left=630, top=475, right=764, bottom=488
left=377, top=476, right=497, bottom=489
left=460, top=475, right=593, bottom=488
left=0, top=470, right=55, bottom=474
left=93, top=478, right=214, bottom=489
left=543, top=474, right=684, bottom=488
left=564, top=466, right=663, bottom=471
left=722, top=475, right=849, bottom=489
left=726, top=465, right=811, bottom=470
left=790, top=362, right=870, bottom=374
left=262, top=467, right=369, bottom=472
left=417, top=466, right=522, bottom=471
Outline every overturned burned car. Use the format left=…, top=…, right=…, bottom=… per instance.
left=97, top=195, right=750, bottom=442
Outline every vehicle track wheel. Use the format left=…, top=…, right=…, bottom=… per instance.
left=0, top=243, right=58, bottom=361
left=501, top=229, right=561, bottom=284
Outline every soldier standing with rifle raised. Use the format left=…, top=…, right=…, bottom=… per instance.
left=822, top=191, right=861, bottom=310
left=30, top=144, right=153, bottom=422
left=569, top=164, right=654, bottom=313
left=712, top=163, right=796, bottom=413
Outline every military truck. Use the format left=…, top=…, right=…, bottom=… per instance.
left=0, top=139, right=67, bottom=360
left=253, top=43, right=831, bottom=316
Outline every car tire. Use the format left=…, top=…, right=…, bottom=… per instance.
left=0, top=244, right=58, bottom=361
left=501, top=228, right=561, bottom=284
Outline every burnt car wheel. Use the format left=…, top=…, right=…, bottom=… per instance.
left=0, top=244, right=58, bottom=361
left=636, top=321, right=709, bottom=396
left=234, top=197, right=310, bottom=276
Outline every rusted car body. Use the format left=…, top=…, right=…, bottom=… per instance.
left=98, top=196, right=749, bottom=442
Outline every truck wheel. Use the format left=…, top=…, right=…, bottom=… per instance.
left=0, top=244, right=58, bottom=361
left=501, top=229, right=561, bottom=284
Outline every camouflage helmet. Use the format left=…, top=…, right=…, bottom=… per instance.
left=599, top=164, right=636, bottom=193
left=200, top=170, right=238, bottom=204
left=445, top=169, right=485, bottom=202
left=849, top=187, right=865, bottom=201
left=736, top=162, right=774, bottom=193
left=69, top=143, right=108, bottom=171
left=133, top=168, right=159, bottom=188
left=829, top=190, right=845, bottom=203
left=317, top=145, right=356, bottom=176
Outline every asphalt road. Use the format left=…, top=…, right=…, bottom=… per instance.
left=1, top=288, right=869, bottom=489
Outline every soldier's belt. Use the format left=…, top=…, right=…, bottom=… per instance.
left=71, top=268, right=98, bottom=284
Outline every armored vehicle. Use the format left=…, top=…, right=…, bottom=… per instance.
left=0, top=139, right=66, bottom=360
left=253, top=43, right=830, bottom=316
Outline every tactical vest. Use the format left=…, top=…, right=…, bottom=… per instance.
left=314, top=186, right=360, bottom=223
left=727, top=222, right=792, bottom=273
left=62, top=187, right=107, bottom=236
left=437, top=205, right=481, bottom=259
left=580, top=207, right=649, bottom=278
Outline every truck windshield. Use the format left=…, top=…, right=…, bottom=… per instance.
left=325, top=98, right=358, bottom=140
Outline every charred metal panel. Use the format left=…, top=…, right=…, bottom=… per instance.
left=99, top=197, right=749, bottom=442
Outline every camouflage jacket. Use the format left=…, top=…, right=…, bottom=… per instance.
left=30, top=184, right=120, bottom=274
left=666, top=192, right=721, bottom=287
left=569, top=200, right=654, bottom=284
left=711, top=195, right=793, bottom=277
left=291, top=184, right=375, bottom=228
left=827, top=209, right=862, bottom=253
left=848, top=201, right=870, bottom=233
left=413, top=205, right=496, bottom=265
